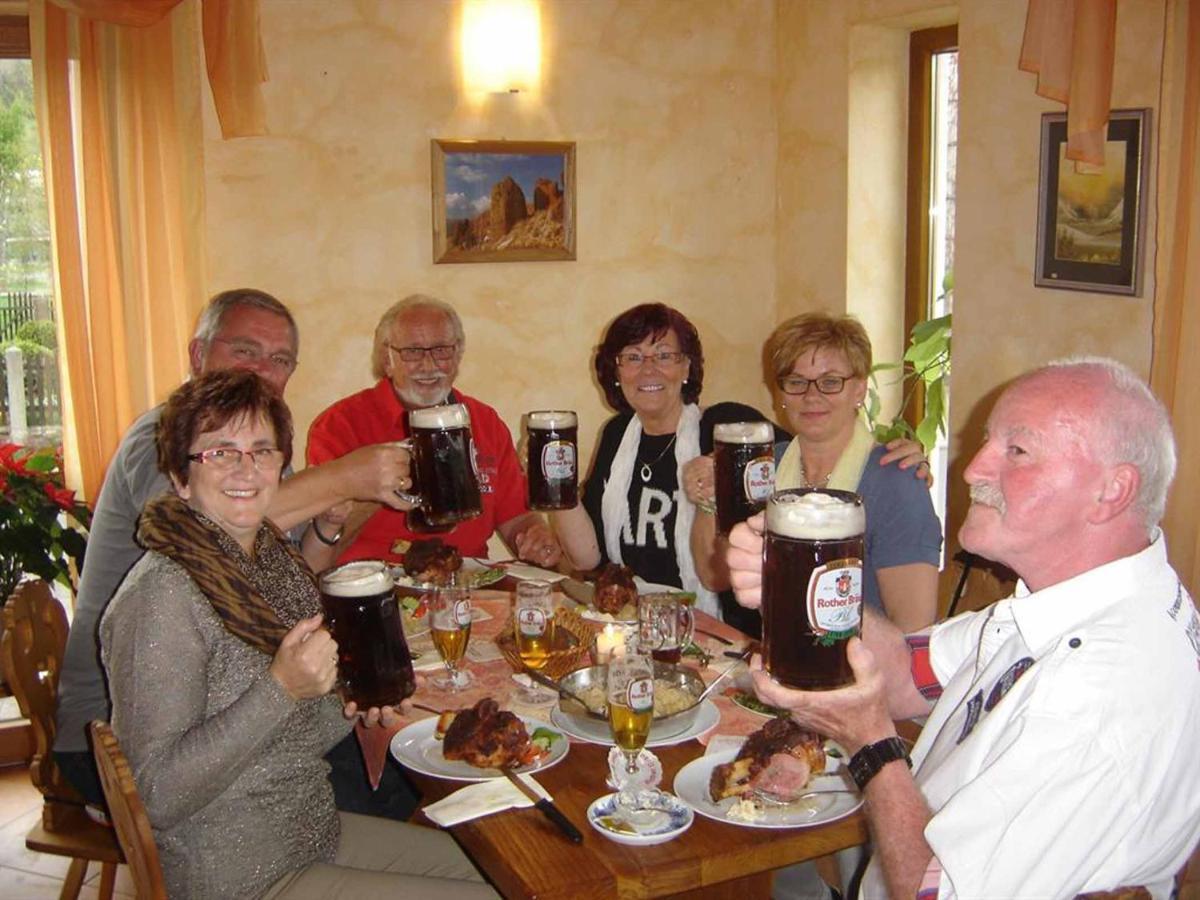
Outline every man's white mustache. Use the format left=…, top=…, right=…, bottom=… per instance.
left=969, top=483, right=1006, bottom=513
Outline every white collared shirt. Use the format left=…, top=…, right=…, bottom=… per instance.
left=863, top=534, right=1200, bottom=900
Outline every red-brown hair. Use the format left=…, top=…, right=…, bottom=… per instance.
left=157, top=369, right=293, bottom=486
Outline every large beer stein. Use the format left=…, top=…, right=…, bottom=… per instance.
left=319, top=561, right=416, bottom=708
left=762, top=488, right=865, bottom=690
left=408, top=403, right=482, bottom=527
left=637, top=592, right=695, bottom=664
left=526, top=410, right=578, bottom=511
left=712, top=421, right=775, bottom=534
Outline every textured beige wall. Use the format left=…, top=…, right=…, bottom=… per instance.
left=203, top=0, right=780, bottom=467
left=204, top=0, right=1168, bottom=580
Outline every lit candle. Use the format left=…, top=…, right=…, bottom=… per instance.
left=594, top=623, right=625, bottom=664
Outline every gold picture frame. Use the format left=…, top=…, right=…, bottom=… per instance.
left=431, top=139, right=576, bottom=264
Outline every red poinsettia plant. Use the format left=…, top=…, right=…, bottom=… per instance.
left=0, top=443, right=92, bottom=601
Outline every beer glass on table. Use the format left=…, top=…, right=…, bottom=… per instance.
left=319, top=561, right=416, bottom=708
left=430, top=584, right=473, bottom=691
left=525, top=410, right=579, bottom=511
left=607, top=638, right=656, bottom=811
left=637, top=592, right=695, bottom=664
left=712, top=421, right=775, bottom=535
left=513, top=580, right=557, bottom=703
left=407, top=403, right=482, bottom=527
left=762, top=488, right=865, bottom=690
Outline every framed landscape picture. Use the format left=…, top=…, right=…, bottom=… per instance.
left=1034, top=109, right=1149, bottom=296
left=431, top=139, right=576, bottom=263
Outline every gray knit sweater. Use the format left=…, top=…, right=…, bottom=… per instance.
left=100, top=550, right=351, bottom=899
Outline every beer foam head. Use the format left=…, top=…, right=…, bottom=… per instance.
left=714, top=421, right=773, bottom=444
left=767, top=489, right=865, bottom=539
left=409, top=403, right=471, bottom=430
left=528, top=410, right=577, bottom=430
left=320, top=560, right=394, bottom=596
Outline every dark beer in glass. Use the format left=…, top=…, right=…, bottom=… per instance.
left=409, top=404, right=482, bottom=527
left=762, top=488, right=865, bottom=690
left=713, top=421, right=775, bottom=534
left=319, top=561, right=416, bottom=708
left=526, top=410, right=578, bottom=511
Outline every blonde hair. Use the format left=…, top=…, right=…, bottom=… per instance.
left=766, top=313, right=872, bottom=383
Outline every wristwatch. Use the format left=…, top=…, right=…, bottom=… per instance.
left=848, top=737, right=912, bottom=791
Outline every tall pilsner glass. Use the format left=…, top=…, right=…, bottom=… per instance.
left=607, top=638, right=655, bottom=811
left=762, top=489, right=865, bottom=690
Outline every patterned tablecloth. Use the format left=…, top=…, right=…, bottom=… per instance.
left=355, top=587, right=771, bottom=788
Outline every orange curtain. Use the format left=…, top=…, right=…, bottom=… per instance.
left=1151, top=0, right=1200, bottom=597
left=1019, top=0, right=1117, bottom=166
left=30, top=1, right=204, bottom=500
left=29, top=0, right=266, bottom=500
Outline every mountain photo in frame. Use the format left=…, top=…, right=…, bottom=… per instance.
left=432, top=140, right=576, bottom=263
left=1034, top=109, right=1149, bottom=296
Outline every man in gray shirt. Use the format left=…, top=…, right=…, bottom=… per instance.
left=54, top=288, right=414, bottom=809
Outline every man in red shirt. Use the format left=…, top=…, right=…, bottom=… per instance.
left=307, top=294, right=561, bottom=567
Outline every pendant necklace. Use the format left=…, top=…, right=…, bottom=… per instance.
left=639, top=433, right=677, bottom=483
left=800, top=458, right=831, bottom=489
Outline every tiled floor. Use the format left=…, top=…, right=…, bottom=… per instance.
left=0, top=765, right=133, bottom=899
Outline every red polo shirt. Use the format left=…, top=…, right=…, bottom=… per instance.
left=306, top=379, right=529, bottom=563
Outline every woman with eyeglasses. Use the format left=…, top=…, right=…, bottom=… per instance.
left=550, top=303, right=784, bottom=628
left=763, top=312, right=942, bottom=631
left=100, top=369, right=494, bottom=899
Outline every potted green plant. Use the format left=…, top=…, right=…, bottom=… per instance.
left=0, top=443, right=92, bottom=602
left=866, top=313, right=951, bottom=454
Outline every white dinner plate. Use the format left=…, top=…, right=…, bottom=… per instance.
left=673, top=747, right=862, bottom=829
left=550, top=699, right=720, bottom=748
left=390, top=558, right=506, bottom=592
left=389, top=715, right=568, bottom=782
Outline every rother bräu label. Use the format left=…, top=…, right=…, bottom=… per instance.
left=453, top=599, right=472, bottom=628
left=627, top=676, right=654, bottom=712
left=743, top=456, right=776, bottom=502
left=806, top=559, right=863, bottom=644
left=541, top=441, right=576, bottom=481
left=518, top=607, right=547, bottom=637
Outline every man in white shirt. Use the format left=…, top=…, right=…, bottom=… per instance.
left=727, top=357, right=1200, bottom=899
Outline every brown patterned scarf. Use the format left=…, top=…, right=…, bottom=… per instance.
left=136, top=493, right=316, bottom=655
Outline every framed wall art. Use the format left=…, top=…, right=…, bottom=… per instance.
left=1034, top=109, right=1149, bottom=295
left=431, top=139, right=576, bottom=264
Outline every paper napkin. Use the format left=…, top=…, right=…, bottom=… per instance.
left=423, top=774, right=551, bottom=828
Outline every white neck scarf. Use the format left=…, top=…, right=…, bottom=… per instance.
left=600, top=403, right=718, bottom=616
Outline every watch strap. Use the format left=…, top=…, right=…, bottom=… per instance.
left=848, top=736, right=911, bottom=791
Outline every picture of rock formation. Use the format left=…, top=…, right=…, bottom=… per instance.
left=441, top=149, right=571, bottom=260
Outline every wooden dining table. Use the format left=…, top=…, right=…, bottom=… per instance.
left=355, top=574, right=869, bottom=899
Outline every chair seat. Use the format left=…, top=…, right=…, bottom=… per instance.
left=25, top=817, right=123, bottom=864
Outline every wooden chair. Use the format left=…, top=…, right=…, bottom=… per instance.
left=0, top=580, right=122, bottom=900
left=90, top=721, right=167, bottom=899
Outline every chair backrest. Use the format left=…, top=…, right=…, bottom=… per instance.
left=0, top=580, right=84, bottom=821
left=89, top=721, right=167, bottom=899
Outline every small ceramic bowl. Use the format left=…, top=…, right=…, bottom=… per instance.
left=586, top=791, right=694, bottom=846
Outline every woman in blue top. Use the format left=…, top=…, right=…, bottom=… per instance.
left=764, top=312, right=941, bottom=631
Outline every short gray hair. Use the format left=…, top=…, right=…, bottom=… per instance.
left=1038, top=356, right=1176, bottom=531
left=371, top=294, right=465, bottom=380
left=192, top=288, right=298, bottom=355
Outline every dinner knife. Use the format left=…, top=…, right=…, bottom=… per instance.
left=502, top=769, right=583, bottom=844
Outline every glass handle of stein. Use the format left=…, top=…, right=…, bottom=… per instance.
left=391, top=438, right=422, bottom=506
left=679, top=603, right=695, bottom=649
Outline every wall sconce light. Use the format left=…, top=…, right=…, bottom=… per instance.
left=461, top=0, right=541, bottom=94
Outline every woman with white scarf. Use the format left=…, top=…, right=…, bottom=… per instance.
left=550, top=304, right=784, bottom=632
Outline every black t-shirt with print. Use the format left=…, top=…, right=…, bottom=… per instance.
left=581, top=402, right=788, bottom=635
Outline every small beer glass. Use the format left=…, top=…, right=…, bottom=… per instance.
left=637, top=592, right=695, bottom=664
left=430, top=584, right=473, bottom=691
left=513, top=580, right=557, bottom=703
left=607, top=636, right=656, bottom=811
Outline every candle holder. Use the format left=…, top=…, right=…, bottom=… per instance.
left=591, top=622, right=636, bottom=666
